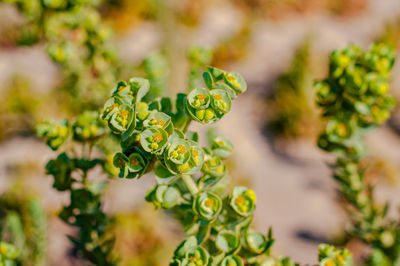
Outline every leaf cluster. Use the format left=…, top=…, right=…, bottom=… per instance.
left=316, top=43, right=400, bottom=263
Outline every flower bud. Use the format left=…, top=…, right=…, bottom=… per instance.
left=145, top=185, right=181, bottom=209
left=224, top=72, right=247, bottom=95
left=140, top=127, right=169, bottom=154
left=230, top=187, right=257, bottom=217
left=242, top=232, right=267, bottom=254
left=193, top=192, right=222, bottom=221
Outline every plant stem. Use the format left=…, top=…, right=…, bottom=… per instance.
left=181, top=175, right=198, bottom=195
left=183, top=118, right=192, bottom=133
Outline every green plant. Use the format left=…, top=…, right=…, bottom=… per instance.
left=101, top=65, right=291, bottom=265
left=37, top=111, right=117, bottom=265
left=99, top=66, right=354, bottom=265
left=2, top=0, right=119, bottom=110
left=0, top=193, right=46, bottom=266
left=266, top=39, right=319, bottom=140
left=36, top=48, right=360, bottom=264
left=315, top=43, right=399, bottom=264
left=109, top=207, right=180, bottom=266
left=188, top=46, right=213, bottom=91
left=0, top=241, right=19, bottom=266
left=318, top=244, right=353, bottom=266
left=142, top=52, right=169, bottom=101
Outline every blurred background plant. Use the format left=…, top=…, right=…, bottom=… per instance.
left=0, top=187, right=46, bottom=266
left=109, top=206, right=180, bottom=266
left=264, top=38, right=320, bottom=142
left=316, top=43, right=400, bottom=264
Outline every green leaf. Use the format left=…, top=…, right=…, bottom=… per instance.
left=243, top=232, right=267, bottom=254
left=219, top=255, right=244, bottom=266
left=130, top=77, right=150, bottom=104
left=193, top=192, right=222, bottom=221
left=139, top=127, right=169, bottom=154
left=174, top=236, right=198, bottom=258
left=224, top=72, right=247, bottom=95
left=211, top=137, right=234, bottom=158
left=203, top=72, right=213, bottom=90
left=0, top=242, right=19, bottom=260
left=206, top=66, right=225, bottom=81
left=113, top=153, right=129, bottom=178
left=216, top=231, right=240, bottom=254
left=210, top=89, right=232, bottom=114
left=230, top=186, right=257, bottom=217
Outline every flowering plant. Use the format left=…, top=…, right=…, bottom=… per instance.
left=316, top=43, right=399, bottom=264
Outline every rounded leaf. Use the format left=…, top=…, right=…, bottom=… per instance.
left=210, top=89, right=232, bottom=114
left=109, top=104, right=134, bottom=134
left=113, top=153, right=129, bottom=178
left=143, top=111, right=174, bottom=135
left=202, top=156, right=225, bottom=178
left=230, top=186, right=257, bottom=217
left=216, top=231, right=240, bottom=254
left=187, top=88, right=211, bottom=110
left=242, top=232, right=267, bottom=254
left=211, top=137, right=234, bottom=158
left=183, top=246, right=209, bottom=266
left=219, top=255, right=244, bottom=266
left=140, top=127, right=169, bottom=154
left=224, top=72, right=247, bottom=95
left=193, top=191, right=222, bottom=221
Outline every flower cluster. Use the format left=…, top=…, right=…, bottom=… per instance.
left=0, top=194, right=47, bottom=266
left=5, top=0, right=118, bottom=109
left=318, top=244, right=353, bottom=266
left=36, top=119, right=69, bottom=150
left=0, top=242, right=19, bottom=265
left=186, top=67, right=246, bottom=123
left=316, top=43, right=395, bottom=158
left=34, top=52, right=362, bottom=264
left=316, top=43, right=400, bottom=263
left=99, top=67, right=290, bottom=265
left=37, top=111, right=116, bottom=265
left=37, top=110, right=108, bottom=151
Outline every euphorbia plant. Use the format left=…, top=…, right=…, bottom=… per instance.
left=3, top=0, right=118, bottom=109
left=37, top=59, right=356, bottom=264
left=101, top=66, right=279, bottom=265
left=37, top=111, right=117, bottom=265
left=100, top=66, right=353, bottom=265
left=315, top=43, right=400, bottom=264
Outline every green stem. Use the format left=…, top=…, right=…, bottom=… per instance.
left=88, top=143, right=93, bottom=160
left=181, top=175, right=198, bottom=195
left=82, top=170, right=88, bottom=188
left=183, top=118, right=192, bottom=133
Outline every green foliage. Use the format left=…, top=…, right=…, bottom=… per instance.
left=36, top=119, right=69, bottom=150
left=109, top=208, right=180, bottom=266
left=185, top=67, right=245, bottom=124
left=318, top=244, right=353, bottom=266
left=0, top=241, right=19, bottom=266
left=266, top=40, right=318, bottom=139
left=0, top=76, right=41, bottom=140
left=3, top=0, right=119, bottom=110
left=143, top=52, right=169, bottom=101
left=188, top=46, right=213, bottom=91
left=315, top=43, right=399, bottom=263
left=0, top=194, right=46, bottom=266
left=98, top=66, right=287, bottom=265
left=37, top=111, right=117, bottom=265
